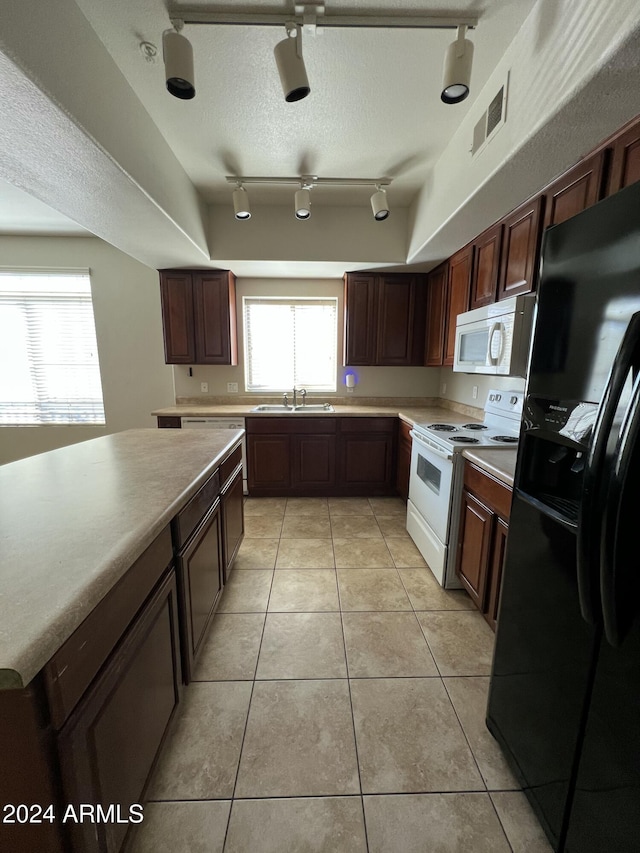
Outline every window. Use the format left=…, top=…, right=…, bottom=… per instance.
left=244, top=297, right=338, bottom=392
left=0, top=270, right=105, bottom=425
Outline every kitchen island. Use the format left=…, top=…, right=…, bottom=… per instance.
left=0, top=428, right=244, bottom=853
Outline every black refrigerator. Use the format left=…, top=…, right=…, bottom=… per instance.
left=487, top=179, right=640, bottom=853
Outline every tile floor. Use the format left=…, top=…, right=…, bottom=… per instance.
left=128, top=496, right=553, bottom=852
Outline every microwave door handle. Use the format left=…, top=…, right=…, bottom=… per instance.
left=488, top=322, right=504, bottom=365
left=409, top=430, right=453, bottom=461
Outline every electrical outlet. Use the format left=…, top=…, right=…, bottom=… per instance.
left=200, top=382, right=209, bottom=393
left=472, top=385, right=478, bottom=400
left=441, top=382, right=447, bottom=395
left=227, top=382, right=239, bottom=393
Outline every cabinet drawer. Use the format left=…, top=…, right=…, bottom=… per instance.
left=339, top=417, right=396, bottom=434
left=464, top=463, right=512, bottom=519
left=172, top=467, right=220, bottom=549
left=246, top=416, right=336, bottom=434
left=220, top=442, right=243, bottom=487
left=44, top=527, right=172, bottom=730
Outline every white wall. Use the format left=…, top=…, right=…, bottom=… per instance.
left=173, top=276, right=440, bottom=400
left=0, top=236, right=175, bottom=465
left=440, top=368, right=525, bottom=409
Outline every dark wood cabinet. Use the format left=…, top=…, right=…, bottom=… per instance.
left=293, top=433, right=337, bottom=488
left=395, top=418, right=413, bottom=501
left=542, top=151, right=607, bottom=229
left=338, top=418, right=396, bottom=493
left=444, top=245, right=473, bottom=366
left=497, top=195, right=544, bottom=300
left=344, top=272, right=427, bottom=366
left=159, top=269, right=237, bottom=365
left=607, top=117, right=640, bottom=195
left=456, top=461, right=512, bottom=631
left=221, top=460, right=244, bottom=583
left=58, top=570, right=182, bottom=853
left=470, top=223, right=503, bottom=309
left=425, top=262, right=448, bottom=366
left=247, top=433, right=291, bottom=491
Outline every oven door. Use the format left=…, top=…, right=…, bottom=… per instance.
left=408, top=431, right=454, bottom=543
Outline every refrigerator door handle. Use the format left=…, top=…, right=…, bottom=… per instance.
left=600, top=372, right=640, bottom=646
left=577, top=311, right=640, bottom=625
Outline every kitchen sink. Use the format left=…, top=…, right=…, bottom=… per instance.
left=250, top=404, right=293, bottom=412
left=250, top=403, right=335, bottom=413
left=293, top=404, right=335, bottom=412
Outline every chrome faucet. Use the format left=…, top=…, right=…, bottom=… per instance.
left=300, top=388, right=307, bottom=407
left=292, top=388, right=297, bottom=408
left=282, top=392, right=289, bottom=408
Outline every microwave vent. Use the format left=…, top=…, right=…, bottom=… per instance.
left=471, top=73, right=509, bottom=157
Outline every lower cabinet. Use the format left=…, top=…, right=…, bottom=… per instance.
left=221, top=463, right=245, bottom=582
left=395, top=419, right=413, bottom=501
left=456, top=461, right=512, bottom=631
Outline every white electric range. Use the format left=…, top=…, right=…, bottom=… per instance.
left=406, top=390, right=523, bottom=588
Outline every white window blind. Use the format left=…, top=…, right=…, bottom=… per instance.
left=0, top=270, right=105, bottom=425
left=244, top=297, right=338, bottom=392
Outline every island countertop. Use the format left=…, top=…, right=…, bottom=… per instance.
left=0, top=428, right=243, bottom=690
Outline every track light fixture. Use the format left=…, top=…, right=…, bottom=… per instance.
left=232, top=184, right=251, bottom=220
left=441, top=25, right=474, bottom=104
left=163, top=21, right=195, bottom=100
left=294, top=182, right=313, bottom=219
left=370, top=186, right=390, bottom=221
left=274, top=23, right=310, bottom=102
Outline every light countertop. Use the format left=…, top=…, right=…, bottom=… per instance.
left=0, top=428, right=243, bottom=690
left=462, top=448, right=518, bottom=487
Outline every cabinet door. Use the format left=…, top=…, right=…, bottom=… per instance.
left=247, top=434, right=291, bottom=492
left=607, top=118, right=640, bottom=195
left=292, top=434, right=336, bottom=490
left=343, top=273, right=377, bottom=365
left=485, top=516, right=508, bottom=631
left=425, top=262, right=448, bottom=366
left=159, top=271, right=195, bottom=364
left=470, top=224, right=503, bottom=309
left=395, top=420, right=412, bottom=501
left=176, top=500, right=223, bottom=682
left=221, top=464, right=244, bottom=582
left=339, top=434, right=395, bottom=492
left=375, top=275, right=426, bottom=365
left=543, top=151, right=606, bottom=228
left=193, top=272, right=238, bottom=365
left=444, top=245, right=473, bottom=366
left=456, top=491, right=493, bottom=609
left=58, top=570, right=182, bottom=853
left=497, top=196, right=544, bottom=300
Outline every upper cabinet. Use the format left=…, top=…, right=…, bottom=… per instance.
left=343, top=272, right=427, bottom=366
left=606, top=118, right=640, bottom=195
left=444, top=245, right=473, bottom=366
left=496, top=195, right=544, bottom=301
left=424, top=262, right=448, bottom=367
left=470, top=223, right=503, bottom=309
left=542, top=151, right=606, bottom=229
left=159, top=269, right=238, bottom=365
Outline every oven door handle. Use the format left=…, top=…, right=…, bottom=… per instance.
left=410, top=430, right=453, bottom=461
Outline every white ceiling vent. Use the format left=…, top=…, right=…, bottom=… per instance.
left=471, top=73, right=509, bottom=157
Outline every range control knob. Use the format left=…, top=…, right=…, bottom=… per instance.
left=496, top=393, right=502, bottom=401
left=510, top=395, right=518, bottom=405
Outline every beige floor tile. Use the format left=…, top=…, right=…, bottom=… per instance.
left=350, top=678, right=484, bottom=793
left=235, top=680, right=360, bottom=797
left=127, top=801, right=230, bottom=853
left=217, top=569, right=273, bottom=613
left=147, top=682, right=251, bottom=799
left=342, top=612, right=438, bottom=677
left=276, top=538, right=335, bottom=569
left=244, top=515, right=284, bottom=538
left=337, top=569, right=412, bottom=611
left=417, top=611, right=495, bottom=676
left=328, top=497, right=374, bottom=516
left=243, top=497, right=287, bottom=516
left=490, top=792, right=554, bottom=853
left=281, top=515, right=332, bottom=539
left=375, top=515, right=410, bottom=537
left=368, top=496, right=407, bottom=516
left=386, top=537, right=427, bottom=567
left=225, top=797, right=367, bottom=853
left=256, top=613, right=347, bottom=679
left=234, top=538, right=279, bottom=569
left=330, top=516, right=383, bottom=539
left=192, top=613, right=264, bottom=680
left=285, top=497, right=330, bottom=516
left=444, top=677, right=519, bottom=790
left=364, top=793, right=511, bottom=853
left=399, top=568, right=475, bottom=611
left=268, top=569, right=339, bottom=611
left=333, top=538, right=394, bottom=569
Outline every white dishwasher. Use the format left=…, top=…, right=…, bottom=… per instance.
left=181, top=417, right=247, bottom=494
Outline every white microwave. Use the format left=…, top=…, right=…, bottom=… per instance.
left=453, top=294, right=535, bottom=375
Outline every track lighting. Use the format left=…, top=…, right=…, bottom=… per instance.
left=441, top=25, right=474, bottom=104
left=274, top=23, right=310, bottom=102
left=370, top=186, right=390, bottom=221
left=163, top=22, right=195, bottom=100
left=294, top=186, right=312, bottom=220
left=232, top=185, right=251, bottom=220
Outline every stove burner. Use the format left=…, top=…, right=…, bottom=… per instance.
left=428, top=424, right=457, bottom=432
left=491, top=435, right=518, bottom=443
left=462, top=423, right=488, bottom=430
left=450, top=436, right=480, bottom=444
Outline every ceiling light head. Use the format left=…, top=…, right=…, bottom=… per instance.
left=232, top=185, right=251, bottom=220
left=441, top=25, right=474, bottom=105
left=274, top=23, right=310, bottom=103
left=163, top=23, right=195, bottom=100
left=294, top=186, right=312, bottom=220
left=371, top=186, right=390, bottom=221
